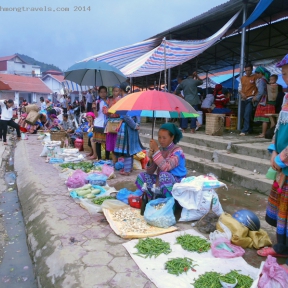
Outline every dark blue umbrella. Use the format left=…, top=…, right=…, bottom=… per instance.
left=64, top=60, right=126, bottom=86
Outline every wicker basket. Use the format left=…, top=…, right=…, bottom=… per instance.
left=83, top=132, right=90, bottom=152
left=205, top=113, right=225, bottom=136
left=50, top=131, right=67, bottom=148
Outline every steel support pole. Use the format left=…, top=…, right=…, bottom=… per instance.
left=206, top=71, right=208, bottom=95
left=168, top=34, right=171, bottom=92
left=164, top=37, right=167, bottom=91
left=237, top=1, right=247, bottom=130
left=232, top=64, right=235, bottom=99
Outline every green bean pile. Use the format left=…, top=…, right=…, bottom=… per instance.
left=176, top=234, right=210, bottom=253
left=192, top=272, right=222, bottom=288
left=225, top=270, right=253, bottom=288
left=192, top=270, right=253, bottom=288
left=92, top=196, right=114, bottom=205
left=134, top=238, right=172, bottom=258
left=219, top=274, right=237, bottom=284
left=165, top=257, right=196, bottom=276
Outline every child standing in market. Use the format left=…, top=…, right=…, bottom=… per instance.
left=89, top=86, right=109, bottom=160
left=114, top=82, right=143, bottom=175
left=103, top=85, right=121, bottom=164
left=257, top=54, right=288, bottom=273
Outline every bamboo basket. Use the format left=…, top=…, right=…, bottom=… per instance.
left=205, top=113, right=225, bottom=136
left=83, top=132, right=90, bottom=152
left=50, top=131, right=67, bottom=148
left=24, top=104, right=39, bottom=114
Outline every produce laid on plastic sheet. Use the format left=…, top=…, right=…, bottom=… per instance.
left=60, top=161, right=94, bottom=172
left=122, top=229, right=259, bottom=288
left=165, top=257, right=197, bottom=276
left=134, top=238, right=172, bottom=258
left=92, top=196, right=115, bottom=205
left=193, top=270, right=253, bottom=288
left=102, top=204, right=178, bottom=239
left=112, top=207, right=151, bottom=234
left=176, top=234, right=210, bottom=253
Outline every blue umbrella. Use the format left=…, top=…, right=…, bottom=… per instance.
left=64, top=60, right=126, bottom=86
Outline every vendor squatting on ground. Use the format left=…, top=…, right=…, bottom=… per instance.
left=135, top=123, right=187, bottom=199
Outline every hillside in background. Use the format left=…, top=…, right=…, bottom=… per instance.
left=17, top=53, right=62, bottom=72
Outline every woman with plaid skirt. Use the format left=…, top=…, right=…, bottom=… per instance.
left=257, top=55, right=288, bottom=273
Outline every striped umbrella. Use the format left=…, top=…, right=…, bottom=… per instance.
left=109, top=90, right=199, bottom=138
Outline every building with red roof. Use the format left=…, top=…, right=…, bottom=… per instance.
left=0, top=73, right=52, bottom=106
left=42, top=74, right=65, bottom=93
left=0, top=54, right=41, bottom=77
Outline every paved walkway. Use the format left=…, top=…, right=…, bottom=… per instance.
left=13, top=135, right=279, bottom=287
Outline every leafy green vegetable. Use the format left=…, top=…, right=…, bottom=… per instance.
left=60, top=162, right=94, bottom=171
left=92, top=196, right=114, bottom=205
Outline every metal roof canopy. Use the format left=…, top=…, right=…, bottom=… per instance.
left=133, top=0, right=288, bottom=86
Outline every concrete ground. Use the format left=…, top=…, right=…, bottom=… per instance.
left=9, top=135, right=283, bottom=287
left=0, top=145, right=8, bottom=265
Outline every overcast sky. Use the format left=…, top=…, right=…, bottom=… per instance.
left=0, top=0, right=228, bottom=71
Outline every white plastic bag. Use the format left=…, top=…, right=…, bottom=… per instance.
left=42, top=133, right=51, bottom=144
left=40, top=142, right=62, bottom=157
left=179, top=189, right=223, bottom=221
left=79, top=198, right=103, bottom=214
left=172, top=176, right=226, bottom=210
left=37, top=134, right=45, bottom=140
left=209, top=220, right=232, bottom=241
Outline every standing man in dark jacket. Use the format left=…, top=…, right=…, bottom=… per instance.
left=176, top=70, right=203, bottom=133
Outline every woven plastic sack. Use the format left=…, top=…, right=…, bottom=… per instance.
left=179, top=189, right=223, bottom=221
left=66, top=169, right=87, bottom=188
left=144, top=197, right=176, bottom=228
left=258, top=255, right=288, bottom=288
left=211, top=237, right=245, bottom=258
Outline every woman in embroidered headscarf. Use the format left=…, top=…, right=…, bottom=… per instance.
left=135, top=123, right=187, bottom=199
left=257, top=55, right=288, bottom=273
left=253, top=66, right=275, bottom=138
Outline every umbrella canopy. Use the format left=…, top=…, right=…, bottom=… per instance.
left=64, top=60, right=126, bottom=86
left=109, top=90, right=199, bottom=138
left=109, top=90, right=199, bottom=118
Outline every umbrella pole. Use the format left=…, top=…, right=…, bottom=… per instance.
left=164, top=37, right=167, bottom=91
left=152, top=110, right=155, bottom=139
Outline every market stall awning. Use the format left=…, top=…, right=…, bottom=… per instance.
left=63, top=80, right=93, bottom=93
left=120, top=11, right=240, bottom=77
left=239, top=0, right=273, bottom=28
left=79, top=38, right=162, bottom=70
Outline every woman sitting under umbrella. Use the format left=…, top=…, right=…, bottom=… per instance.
left=135, top=123, right=187, bottom=198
